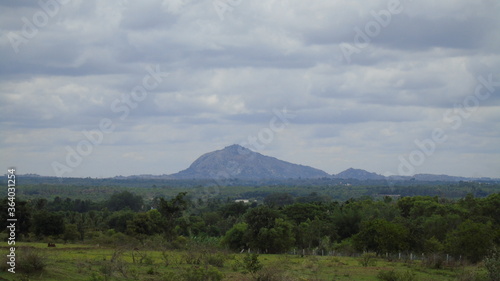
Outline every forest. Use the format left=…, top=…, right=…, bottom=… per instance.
left=1, top=181, right=500, bottom=280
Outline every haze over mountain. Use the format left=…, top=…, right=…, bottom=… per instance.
left=12, top=144, right=498, bottom=182
left=166, top=145, right=497, bottom=182
left=169, top=144, right=330, bottom=180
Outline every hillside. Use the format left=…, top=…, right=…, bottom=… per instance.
left=169, top=144, right=330, bottom=180
left=333, top=168, right=385, bottom=180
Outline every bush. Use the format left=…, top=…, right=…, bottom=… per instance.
left=377, top=270, right=416, bottom=281
left=243, top=253, right=262, bottom=274
left=168, top=235, right=189, bottom=250
left=253, top=266, right=296, bottom=281
left=423, top=254, right=445, bottom=269
left=377, top=270, right=399, bottom=281
left=161, top=250, right=171, bottom=267
left=359, top=252, right=377, bottom=267
left=455, top=269, right=487, bottom=281
left=302, top=256, right=319, bottom=271
left=17, top=248, right=47, bottom=274
left=484, top=247, right=500, bottom=281
left=180, top=265, right=224, bottom=281
left=205, top=253, right=226, bottom=268
left=333, top=239, right=356, bottom=256
left=183, top=251, right=203, bottom=265
left=96, top=249, right=129, bottom=279
left=133, top=250, right=154, bottom=265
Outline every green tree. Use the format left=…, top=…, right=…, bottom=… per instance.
left=296, top=217, right=337, bottom=249
left=353, top=219, right=409, bottom=255
left=126, top=209, right=164, bottom=237
left=332, top=206, right=362, bottom=241
left=32, top=211, right=65, bottom=237
left=244, top=206, right=282, bottom=241
left=1, top=198, right=31, bottom=237
left=220, top=202, right=249, bottom=218
left=222, top=223, right=248, bottom=250
left=106, top=210, right=136, bottom=233
left=421, top=214, right=461, bottom=242
left=480, top=193, right=500, bottom=225
left=283, top=203, right=328, bottom=224
left=254, top=218, right=295, bottom=253
left=243, top=206, right=295, bottom=253
left=158, top=192, right=189, bottom=239
left=63, top=224, right=80, bottom=242
left=263, top=192, right=295, bottom=207
left=106, top=191, right=143, bottom=211
left=445, top=220, right=494, bottom=263
left=296, top=192, right=331, bottom=203
left=423, top=236, right=444, bottom=254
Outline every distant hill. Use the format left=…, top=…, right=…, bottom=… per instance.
left=387, top=173, right=493, bottom=182
left=169, top=144, right=330, bottom=180
left=15, top=145, right=497, bottom=183
left=333, top=168, right=385, bottom=180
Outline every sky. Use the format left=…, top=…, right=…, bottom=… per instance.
left=1, top=0, right=499, bottom=178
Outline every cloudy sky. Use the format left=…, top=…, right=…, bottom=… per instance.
left=1, top=0, right=499, bottom=178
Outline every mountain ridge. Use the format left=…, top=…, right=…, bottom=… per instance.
left=167, top=145, right=495, bottom=181
left=169, top=144, right=330, bottom=179
left=333, top=168, right=385, bottom=180
left=14, top=145, right=497, bottom=181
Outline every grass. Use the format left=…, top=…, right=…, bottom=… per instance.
left=0, top=243, right=486, bottom=280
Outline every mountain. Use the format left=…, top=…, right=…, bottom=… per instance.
left=333, top=168, right=385, bottom=180
left=169, top=144, right=330, bottom=180
left=386, top=174, right=494, bottom=182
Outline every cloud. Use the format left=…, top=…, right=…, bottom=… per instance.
left=0, top=0, right=499, bottom=178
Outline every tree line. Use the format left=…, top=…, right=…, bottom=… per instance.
left=1, top=191, right=499, bottom=264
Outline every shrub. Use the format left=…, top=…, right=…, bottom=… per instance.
left=455, top=269, right=487, bottom=281
left=205, top=253, right=226, bottom=268
left=302, top=256, right=319, bottom=271
left=422, top=253, right=445, bottom=269
left=133, top=251, right=154, bottom=265
left=377, top=270, right=416, bottom=281
left=147, top=266, right=157, bottom=275
left=243, top=253, right=262, bottom=274
left=253, top=266, right=296, bottom=281
left=333, top=239, right=356, bottom=256
left=359, top=252, right=377, bottom=267
left=180, top=265, right=224, bottom=281
left=161, top=250, right=171, bottom=267
left=168, top=235, right=189, bottom=249
left=17, top=248, right=47, bottom=274
left=484, top=247, right=500, bottom=281
left=377, top=270, right=399, bottom=281
left=96, top=249, right=129, bottom=280
left=183, top=251, right=203, bottom=265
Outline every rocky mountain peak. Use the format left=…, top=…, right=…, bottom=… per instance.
left=170, top=144, right=330, bottom=180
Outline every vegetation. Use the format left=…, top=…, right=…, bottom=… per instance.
left=1, top=177, right=500, bottom=279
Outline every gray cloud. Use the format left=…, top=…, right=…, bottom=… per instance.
left=0, top=0, right=499, bottom=178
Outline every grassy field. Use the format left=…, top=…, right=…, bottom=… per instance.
left=0, top=243, right=486, bottom=281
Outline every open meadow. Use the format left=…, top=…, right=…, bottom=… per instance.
left=0, top=242, right=490, bottom=281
